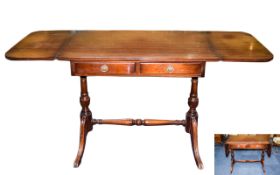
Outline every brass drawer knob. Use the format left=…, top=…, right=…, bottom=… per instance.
left=166, top=65, right=174, bottom=73
left=100, top=64, right=109, bottom=72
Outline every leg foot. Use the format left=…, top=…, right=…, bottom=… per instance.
left=189, top=117, right=204, bottom=169
left=74, top=115, right=92, bottom=167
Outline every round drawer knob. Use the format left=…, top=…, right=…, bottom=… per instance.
left=100, top=64, right=109, bottom=72
left=166, top=65, right=174, bottom=73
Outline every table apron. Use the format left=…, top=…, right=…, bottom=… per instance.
left=70, top=61, right=206, bottom=77
left=227, top=144, right=269, bottom=150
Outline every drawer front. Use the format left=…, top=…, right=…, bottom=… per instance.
left=229, top=144, right=267, bottom=150
left=140, top=62, right=205, bottom=77
left=71, top=62, right=135, bottom=76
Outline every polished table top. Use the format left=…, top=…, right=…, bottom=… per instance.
left=5, top=30, right=273, bottom=62
left=226, top=135, right=270, bottom=145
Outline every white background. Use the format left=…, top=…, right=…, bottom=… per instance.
left=0, top=0, right=279, bottom=175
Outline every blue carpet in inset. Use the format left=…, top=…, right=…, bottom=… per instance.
left=215, top=145, right=280, bottom=175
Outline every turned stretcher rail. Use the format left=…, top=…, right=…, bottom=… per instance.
left=234, top=159, right=261, bottom=163
left=91, top=119, right=186, bottom=126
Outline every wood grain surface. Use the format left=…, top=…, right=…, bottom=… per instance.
left=5, top=30, right=273, bottom=62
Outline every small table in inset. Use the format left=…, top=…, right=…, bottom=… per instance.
left=225, top=135, right=272, bottom=174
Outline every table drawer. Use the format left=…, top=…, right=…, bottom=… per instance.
left=140, top=62, right=205, bottom=77
left=229, top=144, right=267, bottom=150
left=71, top=62, right=135, bottom=76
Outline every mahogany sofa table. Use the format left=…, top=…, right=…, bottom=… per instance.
left=5, top=30, right=273, bottom=169
left=225, top=135, right=272, bottom=174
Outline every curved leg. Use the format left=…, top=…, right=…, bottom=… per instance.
left=189, top=117, right=204, bottom=169
left=74, top=76, right=93, bottom=168
left=230, top=150, right=235, bottom=174
left=261, top=150, right=266, bottom=175
left=267, top=144, right=272, bottom=157
left=186, top=77, right=204, bottom=169
left=225, top=144, right=229, bottom=157
left=74, top=115, right=92, bottom=167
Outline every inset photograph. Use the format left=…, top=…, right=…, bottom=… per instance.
left=215, top=134, right=280, bottom=175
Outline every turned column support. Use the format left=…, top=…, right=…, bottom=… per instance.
left=74, top=76, right=93, bottom=168
left=186, top=77, right=203, bottom=169
left=186, top=77, right=199, bottom=133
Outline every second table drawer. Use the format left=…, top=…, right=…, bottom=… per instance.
left=140, top=62, right=205, bottom=77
